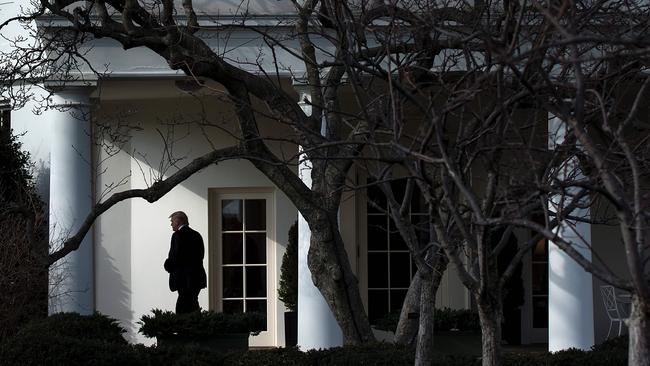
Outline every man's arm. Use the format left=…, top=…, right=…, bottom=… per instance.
left=164, top=233, right=178, bottom=272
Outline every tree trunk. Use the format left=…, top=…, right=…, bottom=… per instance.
left=628, top=296, right=650, bottom=366
left=308, top=212, right=375, bottom=344
left=396, top=251, right=448, bottom=346
left=477, top=295, right=503, bottom=366
left=415, top=271, right=435, bottom=366
left=395, top=271, right=422, bottom=345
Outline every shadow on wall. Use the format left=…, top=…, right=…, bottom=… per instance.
left=95, top=244, right=135, bottom=342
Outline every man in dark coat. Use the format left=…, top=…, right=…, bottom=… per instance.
left=164, top=211, right=207, bottom=314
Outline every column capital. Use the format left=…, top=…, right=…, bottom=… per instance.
left=292, top=79, right=313, bottom=117
left=45, top=81, right=97, bottom=108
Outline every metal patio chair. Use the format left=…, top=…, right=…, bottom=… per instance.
left=600, top=285, right=629, bottom=338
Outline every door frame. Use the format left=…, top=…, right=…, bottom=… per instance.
left=208, top=187, right=276, bottom=346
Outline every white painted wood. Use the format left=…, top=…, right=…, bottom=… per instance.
left=547, top=114, right=595, bottom=351
left=295, top=84, right=343, bottom=350
left=48, top=87, right=95, bottom=314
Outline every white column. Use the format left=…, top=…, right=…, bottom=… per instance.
left=48, top=87, right=94, bottom=314
left=548, top=114, right=595, bottom=351
left=295, top=85, right=343, bottom=349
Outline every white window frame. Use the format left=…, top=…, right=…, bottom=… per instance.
left=208, top=188, right=276, bottom=347
left=358, top=174, right=470, bottom=317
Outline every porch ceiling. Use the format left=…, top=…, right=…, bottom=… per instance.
left=93, top=79, right=229, bottom=101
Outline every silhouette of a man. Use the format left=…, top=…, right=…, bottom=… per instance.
left=164, top=211, right=207, bottom=314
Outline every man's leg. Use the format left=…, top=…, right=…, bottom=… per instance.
left=176, top=288, right=200, bottom=314
left=187, top=288, right=200, bottom=312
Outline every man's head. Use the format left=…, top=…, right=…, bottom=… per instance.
left=169, top=211, right=189, bottom=232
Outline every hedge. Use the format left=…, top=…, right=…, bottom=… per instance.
left=0, top=312, right=628, bottom=366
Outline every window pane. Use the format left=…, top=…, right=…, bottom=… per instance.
left=390, top=252, right=411, bottom=288
left=532, top=297, right=548, bottom=328
left=222, top=233, right=243, bottom=264
left=532, top=240, right=548, bottom=262
left=411, top=258, right=417, bottom=279
left=390, top=179, right=406, bottom=204
left=246, top=266, right=267, bottom=298
left=246, top=300, right=267, bottom=314
left=223, top=300, right=243, bottom=314
left=223, top=267, right=243, bottom=298
left=411, top=184, right=427, bottom=214
left=368, top=290, right=389, bottom=323
left=368, top=252, right=388, bottom=288
left=246, top=300, right=267, bottom=331
left=389, top=219, right=408, bottom=251
left=367, top=215, right=388, bottom=251
left=367, top=184, right=386, bottom=213
left=532, top=263, right=548, bottom=296
left=222, top=200, right=243, bottom=231
left=390, top=289, right=408, bottom=313
left=414, top=215, right=430, bottom=247
left=245, top=233, right=266, bottom=264
left=245, top=199, right=266, bottom=230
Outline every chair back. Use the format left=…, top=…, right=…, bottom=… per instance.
left=600, top=285, right=620, bottom=319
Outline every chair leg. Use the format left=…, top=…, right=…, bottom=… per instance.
left=607, top=321, right=613, bottom=339
left=617, top=320, right=623, bottom=337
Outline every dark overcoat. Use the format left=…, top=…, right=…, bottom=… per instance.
left=164, top=225, right=207, bottom=292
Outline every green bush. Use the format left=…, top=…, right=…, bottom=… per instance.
left=139, top=309, right=266, bottom=339
left=501, top=337, right=628, bottom=366
left=278, top=221, right=298, bottom=312
left=434, top=308, right=480, bottom=331
left=588, top=335, right=628, bottom=366
left=0, top=132, right=48, bottom=341
left=0, top=336, right=142, bottom=366
left=225, top=346, right=310, bottom=365
left=372, top=311, right=400, bottom=332
left=143, top=343, right=228, bottom=366
left=308, top=343, right=415, bottom=365
left=373, top=308, right=481, bottom=332
left=0, top=314, right=628, bottom=366
left=591, top=335, right=628, bottom=353
left=0, top=313, right=137, bottom=366
left=16, top=312, right=127, bottom=344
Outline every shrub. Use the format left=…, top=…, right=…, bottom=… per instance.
left=225, top=346, right=310, bottom=366
left=373, top=308, right=481, bottom=332
left=144, top=343, right=228, bottom=366
left=0, top=336, right=143, bottom=366
left=435, top=308, right=481, bottom=331
left=308, top=343, right=415, bottom=365
left=373, top=311, right=400, bottom=332
left=17, top=312, right=127, bottom=344
left=0, top=313, right=137, bottom=366
left=0, top=132, right=48, bottom=341
left=139, top=309, right=266, bottom=339
left=278, top=221, right=298, bottom=312
left=501, top=339, right=628, bottom=366
left=0, top=337, right=628, bottom=366
left=301, top=343, right=480, bottom=366
left=588, top=335, right=628, bottom=366
left=591, top=335, right=628, bottom=353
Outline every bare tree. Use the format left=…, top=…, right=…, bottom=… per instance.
left=357, top=0, right=650, bottom=364
left=1, top=0, right=380, bottom=344
left=3, top=0, right=650, bottom=364
left=0, top=131, right=48, bottom=339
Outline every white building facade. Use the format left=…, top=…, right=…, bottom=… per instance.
left=0, top=0, right=629, bottom=349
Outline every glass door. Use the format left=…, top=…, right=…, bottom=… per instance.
left=210, top=190, right=275, bottom=346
